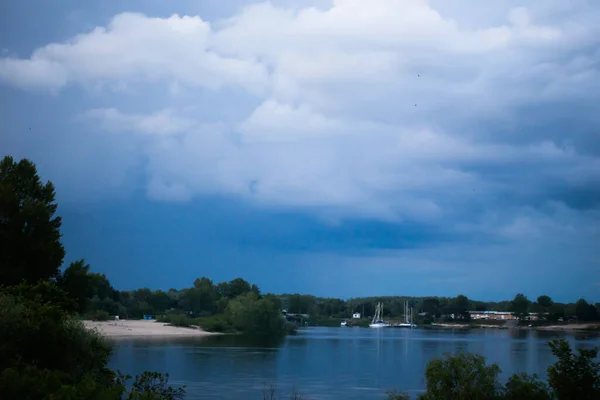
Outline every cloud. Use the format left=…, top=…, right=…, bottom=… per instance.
left=1, top=1, right=599, bottom=231
left=84, top=108, right=196, bottom=136
left=0, top=12, right=269, bottom=94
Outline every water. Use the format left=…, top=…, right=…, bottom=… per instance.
left=108, top=327, right=600, bottom=399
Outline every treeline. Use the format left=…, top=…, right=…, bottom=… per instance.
left=74, top=265, right=600, bottom=328
left=65, top=265, right=292, bottom=337
left=279, top=293, right=600, bottom=323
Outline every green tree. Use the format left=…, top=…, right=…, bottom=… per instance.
left=0, top=156, right=65, bottom=286
left=58, top=259, right=92, bottom=314
left=510, top=293, right=530, bottom=320
left=547, top=338, right=600, bottom=399
left=224, top=277, right=252, bottom=299
left=537, top=295, right=553, bottom=309
left=502, top=372, right=552, bottom=400
left=148, top=290, right=171, bottom=315
left=181, top=277, right=218, bottom=315
left=227, top=292, right=285, bottom=338
left=418, top=352, right=501, bottom=400
left=575, top=299, right=599, bottom=322
left=422, top=297, right=441, bottom=317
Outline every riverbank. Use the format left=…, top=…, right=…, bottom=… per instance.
left=431, top=322, right=600, bottom=331
left=84, top=319, right=222, bottom=338
left=532, top=323, right=600, bottom=331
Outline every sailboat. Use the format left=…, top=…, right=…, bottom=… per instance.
left=369, top=302, right=391, bottom=328
left=397, top=301, right=417, bottom=328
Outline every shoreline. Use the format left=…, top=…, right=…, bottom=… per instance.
left=84, top=319, right=222, bottom=339
left=430, top=322, right=600, bottom=332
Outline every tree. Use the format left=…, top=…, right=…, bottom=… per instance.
left=422, top=298, right=441, bottom=317
left=510, top=293, right=530, bottom=320
left=547, top=338, right=600, bottom=399
left=537, top=295, right=553, bottom=309
left=226, top=292, right=286, bottom=338
left=181, top=277, right=218, bottom=316
left=575, top=299, right=599, bottom=322
left=503, top=373, right=552, bottom=400
left=418, top=352, right=501, bottom=399
left=0, top=282, right=185, bottom=399
left=0, top=156, right=65, bottom=286
left=58, top=259, right=92, bottom=314
left=226, top=278, right=252, bottom=299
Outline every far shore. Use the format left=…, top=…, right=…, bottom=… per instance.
left=431, top=322, right=600, bottom=331
left=84, top=319, right=222, bottom=339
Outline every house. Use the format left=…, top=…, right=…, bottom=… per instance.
left=468, top=311, right=517, bottom=320
left=352, top=312, right=361, bottom=319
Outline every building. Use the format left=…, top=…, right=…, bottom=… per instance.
left=468, top=311, right=517, bottom=320
left=352, top=312, right=361, bottom=319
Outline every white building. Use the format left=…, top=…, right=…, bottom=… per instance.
left=352, top=312, right=361, bottom=319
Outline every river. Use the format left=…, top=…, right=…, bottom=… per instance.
left=108, top=327, right=600, bottom=399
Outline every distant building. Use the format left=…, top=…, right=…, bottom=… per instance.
left=469, top=311, right=516, bottom=320
left=352, top=312, right=361, bottom=319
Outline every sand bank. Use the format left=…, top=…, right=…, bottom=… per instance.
left=84, top=319, right=221, bottom=338
left=534, top=323, right=600, bottom=331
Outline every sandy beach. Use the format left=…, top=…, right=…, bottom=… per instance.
left=84, top=319, right=221, bottom=338
left=534, top=323, right=600, bottom=331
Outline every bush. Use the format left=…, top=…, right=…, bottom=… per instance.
left=503, top=372, right=551, bottom=400
left=168, top=314, right=194, bottom=327
left=0, top=282, right=186, bottom=399
left=547, top=338, right=600, bottom=399
left=91, top=310, right=110, bottom=321
left=418, top=352, right=502, bottom=400
left=156, top=313, right=194, bottom=327
left=196, top=315, right=233, bottom=333
left=226, top=293, right=286, bottom=338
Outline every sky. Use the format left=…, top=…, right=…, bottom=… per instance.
left=1, top=0, right=598, bottom=302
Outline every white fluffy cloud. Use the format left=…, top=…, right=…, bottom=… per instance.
left=2, top=0, right=600, bottom=231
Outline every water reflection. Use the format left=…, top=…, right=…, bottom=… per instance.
left=108, top=327, right=600, bottom=400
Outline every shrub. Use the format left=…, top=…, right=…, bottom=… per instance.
left=418, top=352, right=502, bottom=400
left=91, top=310, right=110, bottom=321
left=503, top=372, right=552, bottom=400
left=196, top=315, right=233, bottom=333
left=547, top=338, right=600, bottom=400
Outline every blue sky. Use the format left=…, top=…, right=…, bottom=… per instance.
left=1, top=1, right=599, bottom=301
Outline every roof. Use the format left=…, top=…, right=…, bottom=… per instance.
left=469, top=311, right=512, bottom=315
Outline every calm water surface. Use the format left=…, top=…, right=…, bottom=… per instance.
left=108, top=327, right=600, bottom=399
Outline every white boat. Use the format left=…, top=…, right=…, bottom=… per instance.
left=395, top=301, right=417, bottom=328
left=369, top=302, right=391, bottom=328
left=340, top=321, right=347, bottom=327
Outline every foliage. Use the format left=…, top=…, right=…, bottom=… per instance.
left=411, top=339, right=600, bottom=400
left=195, top=314, right=234, bottom=333
left=0, top=156, right=184, bottom=399
left=160, top=313, right=194, bottom=328
left=418, top=352, right=501, bottom=400
left=0, top=155, right=65, bottom=286
left=502, top=373, right=552, bottom=400
left=575, top=299, right=599, bottom=322
left=547, top=338, right=600, bottom=399
left=58, top=259, right=92, bottom=314
left=537, top=295, right=553, bottom=309
left=92, top=309, right=111, bottom=321
left=0, top=283, right=116, bottom=397
left=227, top=292, right=286, bottom=338
left=510, top=293, right=530, bottom=320
left=120, top=371, right=186, bottom=400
